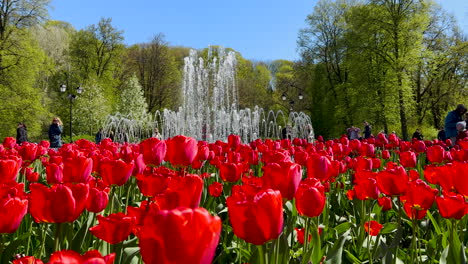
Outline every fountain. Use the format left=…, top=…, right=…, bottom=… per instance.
left=104, top=47, right=314, bottom=143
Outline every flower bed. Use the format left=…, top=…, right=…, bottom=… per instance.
left=1, top=134, right=467, bottom=263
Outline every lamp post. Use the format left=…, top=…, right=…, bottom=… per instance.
left=60, top=84, right=83, bottom=143
left=281, top=92, right=303, bottom=111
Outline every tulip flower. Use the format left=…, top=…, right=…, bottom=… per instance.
left=378, top=196, right=392, bottom=211
left=29, top=183, right=89, bottom=223
left=295, top=178, right=326, bottom=217
left=228, top=134, right=241, bottom=150
left=306, top=154, right=332, bottom=182
left=46, top=250, right=115, bottom=264
left=153, top=174, right=203, bottom=210
left=165, top=135, right=198, bottom=167
left=45, top=163, right=64, bottom=184
left=426, top=145, right=445, bottom=164
left=354, top=177, right=380, bottom=200
left=218, top=162, right=243, bottom=182
left=12, top=256, right=44, bottom=264
left=136, top=167, right=175, bottom=197
left=436, top=192, right=468, bottom=220
left=376, top=167, right=409, bottom=196
left=2, top=137, right=16, bottom=149
left=100, top=159, right=134, bottom=186
left=295, top=228, right=312, bottom=245
left=86, top=183, right=110, bottom=213
left=0, top=156, right=21, bottom=183
left=139, top=207, right=221, bottom=264
left=63, top=156, right=93, bottom=184
left=262, top=161, right=302, bottom=200
left=227, top=187, right=283, bottom=245
left=400, top=179, right=437, bottom=211
left=90, top=213, right=135, bottom=244
left=0, top=182, right=28, bottom=233
left=364, top=221, right=383, bottom=236
left=18, top=142, right=38, bottom=162
left=208, top=182, right=223, bottom=197
left=139, top=137, right=167, bottom=166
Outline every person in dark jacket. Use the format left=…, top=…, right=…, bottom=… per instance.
left=95, top=128, right=103, bottom=144
left=445, top=104, right=467, bottom=146
left=412, top=128, right=424, bottom=140
left=48, top=117, right=63, bottom=149
left=16, top=123, right=28, bottom=144
left=363, top=121, right=372, bottom=139
left=437, top=127, right=446, bottom=141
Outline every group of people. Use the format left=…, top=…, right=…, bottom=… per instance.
left=346, top=122, right=372, bottom=140
left=444, top=104, right=468, bottom=145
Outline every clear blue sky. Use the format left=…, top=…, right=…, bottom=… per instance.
left=49, top=0, right=467, bottom=61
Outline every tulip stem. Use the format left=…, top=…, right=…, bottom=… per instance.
left=54, top=223, right=62, bottom=252
left=257, top=244, right=266, bottom=264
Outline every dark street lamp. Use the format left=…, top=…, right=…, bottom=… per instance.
left=282, top=92, right=303, bottom=111
left=60, top=84, right=83, bottom=142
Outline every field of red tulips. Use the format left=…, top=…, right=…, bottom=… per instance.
left=1, top=133, right=468, bottom=264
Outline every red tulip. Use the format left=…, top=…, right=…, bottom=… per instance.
left=12, top=256, right=44, bottom=264
left=412, top=140, right=426, bottom=153
left=295, top=228, right=312, bottom=245
left=63, top=156, right=93, bottom=184
left=227, top=187, right=283, bottom=245
left=306, top=154, right=332, bottom=182
left=100, top=159, right=134, bottom=186
left=364, top=221, right=383, bottom=236
left=18, top=142, right=38, bottom=161
left=452, top=162, right=468, bottom=197
left=136, top=167, right=175, bottom=197
left=262, top=161, right=302, bottom=200
left=295, top=178, right=326, bottom=217
left=403, top=203, right=427, bottom=220
left=0, top=156, right=21, bottom=183
left=29, top=183, right=89, bottom=223
left=219, top=162, right=243, bottom=182
left=86, top=183, right=110, bottom=213
left=400, top=179, right=437, bottom=211
left=153, top=174, right=203, bottom=210
left=376, top=167, right=409, bottom=196
left=427, top=145, right=445, bottom=164
left=378, top=196, right=392, bottom=211
left=82, top=250, right=115, bottom=264
left=3, top=137, right=16, bottom=149
left=139, top=138, right=167, bottom=166
left=382, top=150, right=391, bottom=160
left=45, top=163, right=64, bottom=184
left=436, top=192, right=468, bottom=220
left=359, top=143, right=375, bottom=158
left=139, top=207, right=221, bottom=264
left=165, top=135, right=198, bottom=167
left=354, top=177, right=380, bottom=200
left=90, top=213, right=135, bottom=244
left=399, top=151, right=416, bottom=168
left=208, top=182, right=223, bottom=197
left=0, top=182, right=28, bottom=233
left=228, top=134, right=241, bottom=150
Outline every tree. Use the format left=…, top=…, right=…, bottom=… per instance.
left=73, top=78, right=111, bottom=136
left=0, top=0, right=50, bottom=75
left=118, top=74, right=149, bottom=121
left=125, top=34, right=181, bottom=112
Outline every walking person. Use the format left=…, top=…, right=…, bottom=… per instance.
left=95, top=128, right=104, bottom=144
left=363, top=121, right=372, bottom=139
left=412, top=128, right=424, bottom=140
left=48, top=117, right=63, bottom=149
left=16, top=122, right=28, bottom=144
left=445, top=104, right=467, bottom=146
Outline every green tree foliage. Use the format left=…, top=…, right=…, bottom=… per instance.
left=118, top=74, right=149, bottom=121
left=236, top=55, right=272, bottom=110
left=125, top=34, right=181, bottom=112
left=73, top=78, right=111, bottom=136
left=0, top=30, right=48, bottom=139
left=298, top=0, right=466, bottom=139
